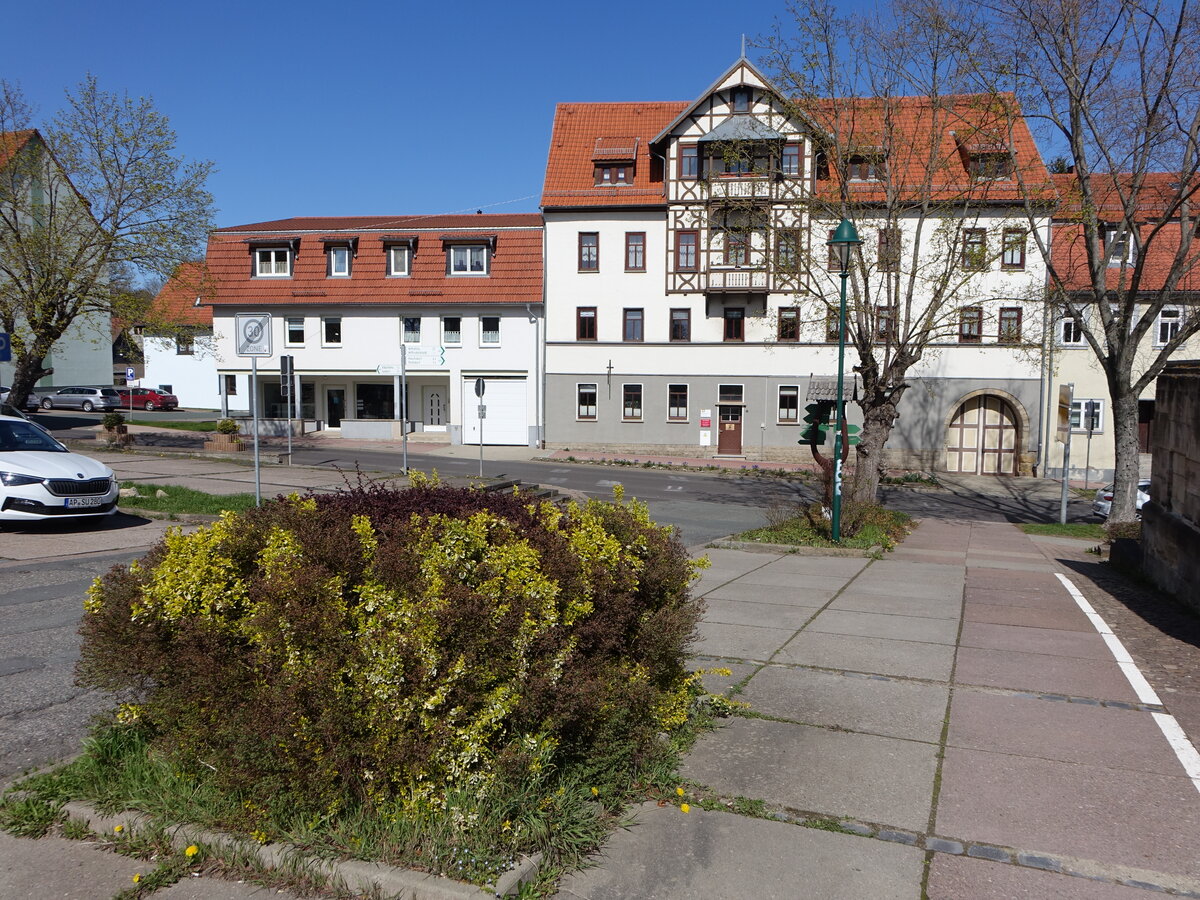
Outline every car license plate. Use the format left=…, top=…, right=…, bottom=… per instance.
left=66, top=496, right=104, bottom=509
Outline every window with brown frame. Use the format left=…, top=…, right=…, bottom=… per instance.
left=1001, top=229, right=1026, bottom=269
left=668, top=384, right=688, bottom=420
left=998, top=307, right=1023, bottom=344
left=578, top=233, right=599, bottom=271
left=594, top=165, right=631, bottom=185
left=778, top=385, right=800, bottom=422
left=781, top=143, right=800, bottom=176
left=623, top=308, right=644, bottom=342
left=679, top=144, right=699, bottom=180
left=961, top=228, right=987, bottom=270
left=576, top=307, right=597, bottom=341
left=959, top=306, right=983, bottom=343
left=622, top=384, right=643, bottom=421
left=723, top=307, right=745, bottom=342
left=732, top=87, right=751, bottom=112
left=676, top=231, right=698, bottom=271
left=577, top=384, right=597, bottom=420
left=847, top=154, right=884, bottom=181
left=725, top=230, right=749, bottom=266
left=778, top=308, right=800, bottom=342
left=776, top=230, right=800, bottom=269
left=669, top=308, right=691, bottom=342
left=878, top=228, right=900, bottom=272
left=625, top=232, right=646, bottom=271
left=969, top=152, right=1014, bottom=180
left=876, top=304, right=897, bottom=340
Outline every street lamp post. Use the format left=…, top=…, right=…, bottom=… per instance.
left=826, top=219, right=861, bottom=542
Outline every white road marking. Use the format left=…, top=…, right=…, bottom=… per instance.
left=1056, top=572, right=1200, bottom=795
left=665, top=485, right=684, bottom=492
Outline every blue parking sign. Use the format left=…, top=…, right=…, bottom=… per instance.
left=0, top=333, right=10, bottom=363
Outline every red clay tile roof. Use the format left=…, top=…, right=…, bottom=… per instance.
left=153, top=262, right=213, bottom=326
left=541, top=103, right=687, bottom=208
left=0, top=129, right=36, bottom=170
left=206, top=215, right=543, bottom=307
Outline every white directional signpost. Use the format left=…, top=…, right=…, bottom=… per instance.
left=475, top=377, right=486, bottom=477
left=235, top=314, right=272, bottom=505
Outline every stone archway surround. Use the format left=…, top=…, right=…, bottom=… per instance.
left=943, top=389, right=1032, bottom=476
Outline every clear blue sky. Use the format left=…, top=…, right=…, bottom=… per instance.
left=7, top=0, right=813, bottom=229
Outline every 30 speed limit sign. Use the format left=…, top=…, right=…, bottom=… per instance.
left=235, top=314, right=272, bottom=357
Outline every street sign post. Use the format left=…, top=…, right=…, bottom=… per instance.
left=234, top=314, right=272, bottom=506
left=280, top=355, right=294, bottom=465
left=475, top=379, right=486, bottom=476
left=1058, top=383, right=1074, bottom=524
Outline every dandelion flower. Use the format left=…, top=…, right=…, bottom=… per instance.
left=185, top=844, right=199, bottom=858
left=132, top=873, right=142, bottom=884
left=114, top=824, right=124, bottom=834
left=676, top=787, right=685, bottom=797
left=590, top=787, right=599, bottom=796
left=681, top=803, right=690, bottom=813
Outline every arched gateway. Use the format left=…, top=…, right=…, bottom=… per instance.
left=945, top=393, right=1023, bottom=475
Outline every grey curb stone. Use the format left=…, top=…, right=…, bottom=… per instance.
left=840, top=822, right=875, bottom=836
left=877, top=829, right=918, bottom=846
left=966, top=845, right=1011, bottom=862
left=1120, top=880, right=1167, bottom=892
left=926, top=838, right=964, bottom=855
left=707, top=539, right=879, bottom=558
left=1017, top=853, right=1063, bottom=872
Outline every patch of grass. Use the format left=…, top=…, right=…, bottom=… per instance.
left=119, top=483, right=258, bottom=515
left=735, top=505, right=911, bottom=551
left=1019, top=522, right=1106, bottom=540
left=0, top=795, right=61, bottom=837
left=881, top=471, right=940, bottom=487
left=132, top=420, right=220, bottom=432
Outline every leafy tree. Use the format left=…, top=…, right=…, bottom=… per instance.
left=950, top=0, right=1200, bottom=521
left=0, top=77, right=214, bottom=406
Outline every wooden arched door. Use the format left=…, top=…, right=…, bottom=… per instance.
left=946, top=395, right=1018, bottom=475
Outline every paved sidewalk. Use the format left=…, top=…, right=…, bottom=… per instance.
left=558, top=519, right=1200, bottom=899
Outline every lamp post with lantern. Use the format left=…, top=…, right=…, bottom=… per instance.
left=826, top=218, right=861, bottom=542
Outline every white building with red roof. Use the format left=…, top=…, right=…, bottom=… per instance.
left=202, top=214, right=543, bottom=443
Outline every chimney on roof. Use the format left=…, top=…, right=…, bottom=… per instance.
left=476, top=209, right=482, bottom=214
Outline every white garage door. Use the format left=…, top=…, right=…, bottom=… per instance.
left=461, top=377, right=528, bottom=445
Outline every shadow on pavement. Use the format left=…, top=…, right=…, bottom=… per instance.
left=1, top=511, right=153, bottom=536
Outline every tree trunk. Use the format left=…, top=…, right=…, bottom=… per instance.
left=1108, top=389, right=1143, bottom=523
left=6, top=351, right=53, bottom=410
left=848, top=395, right=902, bottom=506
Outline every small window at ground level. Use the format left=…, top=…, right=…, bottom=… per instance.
left=778, top=385, right=800, bottom=422
left=577, top=384, right=597, bottom=420
left=622, top=384, right=642, bottom=420
left=668, top=384, right=688, bottom=420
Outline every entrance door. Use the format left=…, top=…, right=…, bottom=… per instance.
left=946, top=395, right=1017, bottom=475
left=326, top=388, right=345, bottom=428
left=424, top=387, right=446, bottom=431
left=717, top=406, right=743, bottom=455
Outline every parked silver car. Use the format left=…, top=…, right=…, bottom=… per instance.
left=1092, top=480, right=1151, bottom=519
left=39, top=386, right=123, bottom=412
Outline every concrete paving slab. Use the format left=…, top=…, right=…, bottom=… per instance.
left=889, top=549, right=969, bottom=566
left=962, top=586, right=1082, bottom=610
left=695, top=662, right=758, bottom=695
left=830, top=591, right=963, bottom=621
left=0, top=831, right=145, bottom=899
left=965, top=569, right=1065, bottom=593
left=693, top=622, right=794, bottom=661
left=755, top=555, right=872, bottom=577
left=954, top=647, right=1140, bottom=702
left=776, top=632, right=957, bottom=680
left=964, top=601, right=1092, bottom=632
left=946, top=691, right=1187, bottom=776
left=703, top=598, right=821, bottom=630
left=927, top=854, right=1152, bottom=899
left=701, top=582, right=838, bottom=608
left=682, top=717, right=938, bottom=831
left=963, top=557, right=1060, bottom=573
left=555, top=802, right=924, bottom=900
left=837, top=578, right=964, bottom=602
left=959, top=622, right=1113, bottom=660
left=740, top=665, right=949, bottom=743
left=936, top=747, right=1200, bottom=879
left=807, top=609, right=961, bottom=645
left=737, top=570, right=856, bottom=592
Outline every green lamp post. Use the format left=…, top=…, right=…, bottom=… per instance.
left=826, top=218, right=861, bottom=542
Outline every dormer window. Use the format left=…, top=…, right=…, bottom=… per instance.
left=1102, top=223, right=1136, bottom=268
left=968, top=151, right=1014, bottom=180
left=255, top=247, right=290, bottom=277
left=732, top=87, right=751, bottom=113
left=387, top=245, right=410, bottom=276
left=449, top=244, right=488, bottom=275
left=328, top=246, right=350, bottom=277
left=594, top=164, right=631, bottom=185
left=847, top=155, right=884, bottom=181
left=592, top=136, right=637, bottom=186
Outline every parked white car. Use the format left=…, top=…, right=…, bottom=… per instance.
left=1092, top=480, right=1151, bottom=519
left=0, top=415, right=119, bottom=522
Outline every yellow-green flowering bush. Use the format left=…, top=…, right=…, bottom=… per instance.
left=77, top=481, right=703, bottom=819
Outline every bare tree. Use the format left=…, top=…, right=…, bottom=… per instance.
left=763, top=0, right=1053, bottom=504
left=0, top=77, right=214, bottom=406
left=953, top=0, right=1200, bottom=522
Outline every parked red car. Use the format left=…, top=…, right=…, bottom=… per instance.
left=115, top=387, right=179, bottom=411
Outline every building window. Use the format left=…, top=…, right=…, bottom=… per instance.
left=776, top=230, right=799, bottom=268
left=847, top=155, right=884, bottom=181
left=1156, top=307, right=1182, bottom=345
left=577, top=384, right=597, bottom=420
left=594, top=165, right=630, bottom=185
left=962, top=228, right=987, bottom=270
left=576, top=307, right=597, bottom=341
left=448, top=244, right=488, bottom=275
left=579, top=232, right=599, bottom=271
left=732, top=87, right=751, bottom=112
left=286, top=317, right=305, bottom=345
left=958, top=306, right=983, bottom=343
left=676, top=231, right=698, bottom=271
left=622, top=384, right=643, bottom=420
left=878, top=228, right=900, bottom=272
left=1060, top=316, right=1084, bottom=345
left=443, top=316, right=462, bottom=344
left=969, top=152, right=1014, bottom=180
left=670, top=308, right=691, bottom=342
left=718, top=384, right=744, bottom=404
left=222, top=374, right=237, bottom=396
left=625, top=232, right=646, bottom=271
left=402, top=317, right=421, bottom=343
left=679, top=144, right=699, bottom=179
left=826, top=308, right=841, bottom=342
left=1001, top=229, right=1026, bottom=269
left=998, top=307, right=1023, bottom=344
left=175, top=334, right=194, bottom=355
left=623, top=308, right=644, bottom=342
left=778, top=308, right=800, bottom=342
left=781, top=143, right=800, bottom=176
left=1103, top=224, right=1135, bottom=268
left=723, top=307, right=745, bottom=342
left=481, top=316, right=500, bottom=345
left=322, top=317, right=342, bottom=346
left=668, top=384, right=688, bottom=420
left=1070, top=399, right=1104, bottom=433
left=328, top=245, right=351, bottom=277
left=876, top=305, right=897, bottom=341
left=387, top=245, right=410, bottom=276
left=723, top=229, right=748, bottom=266
left=778, top=385, right=800, bottom=422
left=255, top=247, right=290, bottom=277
